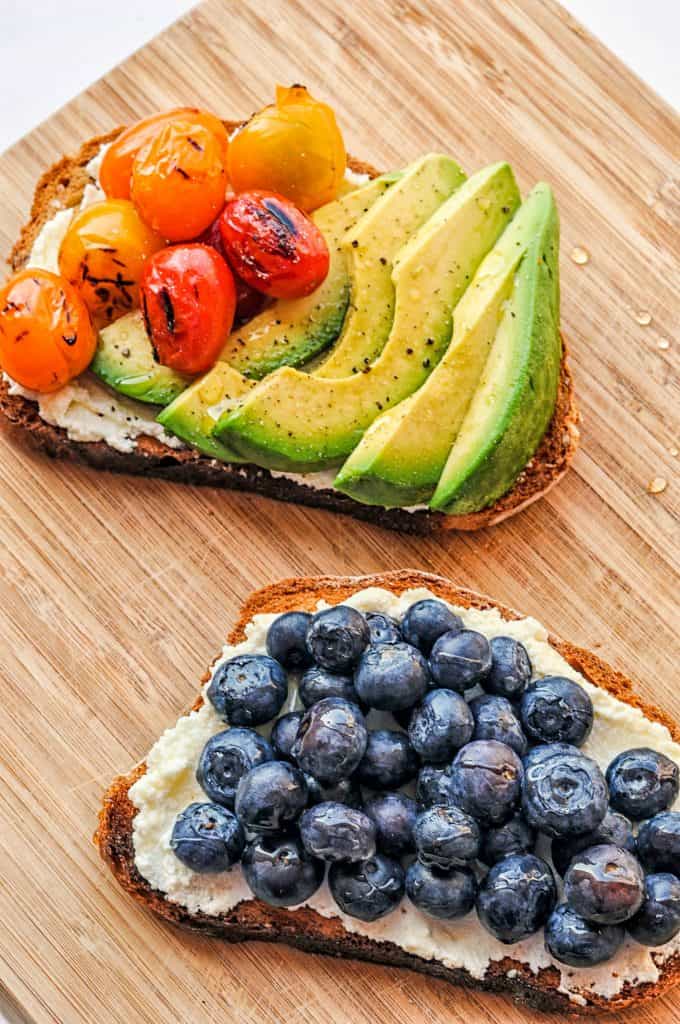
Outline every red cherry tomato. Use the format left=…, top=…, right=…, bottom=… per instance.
left=0, top=269, right=95, bottom=392
left=140, top=245, right=236, bottom=375
left=198, top=215, right=267, bottom=324
left=219, top=191, right=329, bottom=299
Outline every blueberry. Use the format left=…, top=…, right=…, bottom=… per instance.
left=469, top=694, right=527, bottom=756
left=451, top=740, right=523, bottom=826
left=520, top=676, right=593, bottom=746
left=477, top=853, right=556, bottom=944
left=406, top=861, right=476, bottom=920
left=401, top=599, right=462, bottom=655
left=354, top=642, right=430, bottom=711
left=266, top=611, right=313, bottom=669
left=292, top=697, right=368, bottom=784
left=304, top=773, right=362, bottom=808
left=416, top=765, right=457, bottom=808
left=299, top=801, right=376, bottom=862
left=628, top=873, right=680, bottom=946
left=545, top=904, right=625, bottom=967
left=298, top=665, right=360, bottom=708
left=564, top=844, right=645, bottom=924
left=196, top=728, right=273, bottom=808
left=306, top=605, right=369, bottom=672
left=523, top=741, right=576, bottom=771
left=208, top=654, right=288, bottom=726
left=429, top=630, right=491, bottom=693
left=606, top=748, right=679, bottom=820
left=408, top=689, right=474, bottom=763
left=551, top=810, right=636, bottom=877
left=637, top=812, right=680, bottom=873
left=522, top=747, right=608, bottom=837
left=365, top=612, right=402, bottom=645
left=363, top=792, right=418, bottom=856
left=414, top=805, right=480, bottom=868
left=270, top=712, right=303, bottom=762
left=170, top=802, right=245, bottom=873
left=329, top=853, right=405, bottom=921
left=485, top=636, right=532, bottom=700
left=234, top=761, right=307, bottom=833
left=242, top=833, right=324, bottom=907
left=356, top=729, right=419, bottom=789
left=480, top=815, right=536, bottom=865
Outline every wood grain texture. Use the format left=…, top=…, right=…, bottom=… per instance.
left=0, top=1, right=677, bottom=1022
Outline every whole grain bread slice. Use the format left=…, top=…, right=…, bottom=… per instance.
left=1, top=126, right=580, bottom=533
left=96, top=569, right=679, bottom=1015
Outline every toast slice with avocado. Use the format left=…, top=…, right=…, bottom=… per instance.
left=96, top=570, right=680, bottom=1015
left=0, top=124, right=579, bottom=533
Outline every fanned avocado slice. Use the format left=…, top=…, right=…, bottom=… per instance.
left=334, top=163, right=522, bottom=506
left=216, top=168, right=522, bottom=473
left=91, top=311, right=191, bottom=405
left=217, top=175, right=398, bottom=380
left=430, top=183, right=561, bottom=515
left=315, top=154, right=465, bottom=378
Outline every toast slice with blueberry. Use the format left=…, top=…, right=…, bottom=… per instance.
left=0, top=127, right=579, bottom=534
left=95, top=570, right=680, bottom=1014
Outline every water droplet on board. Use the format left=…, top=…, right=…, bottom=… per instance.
left=634, top=310, right=652, bottom=325
left=570, top=246, right=590, bottom=265
left=657, top=339, right=670, bottom=350
left=647, top=476, right=667, bottom=494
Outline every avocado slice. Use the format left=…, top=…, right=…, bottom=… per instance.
left=156, top=362, right=255, bottom=461
left=216, top=167, right=523, bottom=473
left=315, top=154, right=465, bottom=378
left=430, top=183, right=561, bottom=515
left=217, top=175, right=397, bottom=380
left=334, top=163, right=522, bottom=506
left=91, top=311, right=191, bottom=405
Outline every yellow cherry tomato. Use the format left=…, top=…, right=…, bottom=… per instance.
left=100, top=107, right=229, bottom=199
left=227, top=85, right=346, bottom=211
left=0, top=269, right=96, bottom=392
left=58, top=199, right=165, bottom=326
left=131, top=121, right=228, bottom=242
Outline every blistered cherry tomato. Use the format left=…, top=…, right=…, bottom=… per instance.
left=0, top=269, right=96, bottom=392
left=198, top=215, right=267, bottom=324
left=140, top=245, right=236, bottom=375
left=131, top=121, right=227, bottom=242
left=228, top=85, right=346, bottom=211
left=59, top=199, right=164, bottom=326
left=219, top=191, right=330, bottom=299
left=100, top=108, right=229, bottom=199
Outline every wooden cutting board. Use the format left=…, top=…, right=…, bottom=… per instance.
left=0, top=1, right=678, bottom=1022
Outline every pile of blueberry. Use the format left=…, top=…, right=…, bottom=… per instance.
left=170, top=599, right=680, bottom=968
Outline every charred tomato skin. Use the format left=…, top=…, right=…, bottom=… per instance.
left=219, top=190, right=329, bottom=299
left=140, top=243, right=236, bottom=375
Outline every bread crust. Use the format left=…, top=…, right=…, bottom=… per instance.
left=0, top=125, right=580, bottom=533
left=96, top=570, right=679, bottom=1014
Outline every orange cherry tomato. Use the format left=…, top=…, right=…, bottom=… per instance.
left=58, top=199, right=165, bottom=326
left=227, top=85, right=346, bottom=211
left=100, top=107, right=229, bottom=199
left=131, top=121, right=228, bottom=242
left=0, top=269, right=96, bottom=392
left=140, top=244, right=236, bottom=375
left=219, top=191, right=329, bottom=299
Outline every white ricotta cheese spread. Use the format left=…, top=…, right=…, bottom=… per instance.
left=130, top=585, right=680, bottom=1005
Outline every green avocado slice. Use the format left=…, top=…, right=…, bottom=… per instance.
left=334, top=163, right=522, bottom=506
left=216, top=175, right=397, bottom=380
left=429, top=183, right=561, bottom=515
left=315, top=154, right=465, bottom=378
left=216, top=166, right=523, bottom=473
left=91, top=311, right=191, bottom=405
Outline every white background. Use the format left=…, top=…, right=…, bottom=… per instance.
left=0, top=0, right=677, bottom=155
